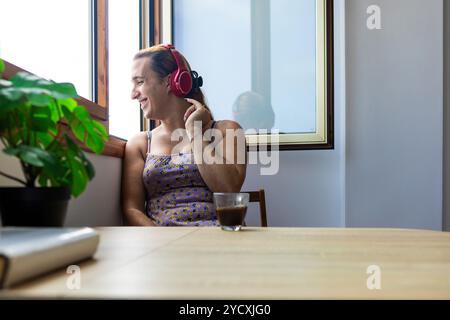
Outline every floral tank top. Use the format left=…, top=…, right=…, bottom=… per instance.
left=142, top=129, right=218, bottom=226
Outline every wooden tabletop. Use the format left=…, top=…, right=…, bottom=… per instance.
left=1, top=227, right=450, bottom=299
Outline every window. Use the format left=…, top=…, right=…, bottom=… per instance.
left=172, top=0, right=334, bottom=150
left=0, top=0, right=92, bottom=100
left=108, top=0, right=141, bottom=140
left=0, top=0, right=129, bottom=157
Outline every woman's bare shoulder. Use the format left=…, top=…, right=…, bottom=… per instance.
left=125, top=131, right=149, bottom=159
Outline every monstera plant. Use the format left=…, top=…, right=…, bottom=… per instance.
left=0, top=58, right=108, bottom=226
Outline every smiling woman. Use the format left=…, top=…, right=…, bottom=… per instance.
left=121, top=44, right=247, bottom=227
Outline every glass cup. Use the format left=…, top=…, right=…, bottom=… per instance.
left=213, top=193, right=249, bottom=231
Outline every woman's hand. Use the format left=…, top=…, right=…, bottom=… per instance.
left=184, top=98, right=213, bottom=139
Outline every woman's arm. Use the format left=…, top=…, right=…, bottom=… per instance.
left=184, top=98, right=247, bottom=192
left=121, top=133, right=156, bottom=226
left=194, top=120, right=247, bottom=192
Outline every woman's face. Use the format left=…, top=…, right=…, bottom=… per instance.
left=130, top=58, right=168, bottom=119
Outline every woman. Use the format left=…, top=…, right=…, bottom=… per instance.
left=122, top=44, right=247, bottom=226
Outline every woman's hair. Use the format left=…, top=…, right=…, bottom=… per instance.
left=134, top=45, right=212, bottom=116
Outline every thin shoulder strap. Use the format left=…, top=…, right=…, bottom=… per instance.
left=147, top=130, right=152, bottom=154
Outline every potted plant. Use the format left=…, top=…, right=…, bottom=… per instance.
left=0, top=58, right=108, bottom=226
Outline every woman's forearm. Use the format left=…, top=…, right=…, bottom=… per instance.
left=192, top=139, right=245, bottom=192
left=197, top=163, right=244, bottom=192
left=124, top=208, right=157, bottom=226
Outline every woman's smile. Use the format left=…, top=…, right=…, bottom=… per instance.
left=139, top=98, right=148, bottom=109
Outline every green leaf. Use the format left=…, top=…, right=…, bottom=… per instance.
left=38, top=144, right=72, bottom=187
left=47, top=100, right=60, bottom=123
left=10, top=73, right=46, bottom=88
left=62, top=146, right=88, bottom=197
left=0, top=87, right=23, bottom=100
left=84, top=157, right=95, bottom=180
left=20, top=149, right=44, bottom=167
left=65, top=135, right=81, bottom=154
left=65, top=106, right=107, bottom=153
left=61, top=103, right=75, bottom=123
left=19, top=87, right=52, bottom=96
left=39, top=153, right=66, bottom=177
left=38, top=158, right=70, bottom=189
left=3, top=147, right=20, bottom=156
left=28, top=93, right=53, bottom=106
left=0, top=79, right=12, bottom=87
left=72, top=120, right=86, bottom=142
left=36, top=131, right=55, bottom=148
left=10, top=72, right=78, bottom=99
left=93, top=120, right=108, bottom=139
left=78, top=150, right=95, bottom=179
left=30, top=105, right=52, bottom=132
left=0, top=59, right=4, bottom=73
left=74, top=105, right=90, bottom=118
left=0, top=95, right=22, bottom=114
left=86, top=132, right=104, bottom=154
left=48, top=82, right=78, bottom=98
left=58, top=98, right=77, bottom=112
left=69, top=157, right=88, bottom=197
left=24, top=153, right=44, bottom=166
left=4, top=145, right=62, bottom=170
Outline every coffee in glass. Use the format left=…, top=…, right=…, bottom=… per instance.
left=213, top=193, right=249, bottom=231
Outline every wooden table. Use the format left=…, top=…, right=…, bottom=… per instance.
left=1, top=227, right=450, bottom=299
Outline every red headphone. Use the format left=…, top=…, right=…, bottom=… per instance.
left=161, top=44, right=193, bottom=97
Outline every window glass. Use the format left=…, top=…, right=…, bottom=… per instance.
left=0, top=0, right=91, bottom=99
left=108, top=0, right=140, bottom=139
left=173, top=0, right=317, bottom=134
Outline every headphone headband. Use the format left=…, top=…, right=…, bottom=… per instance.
left=161, top=44, right=189, bottom=74
left=160, top=44, right=202, bottom=97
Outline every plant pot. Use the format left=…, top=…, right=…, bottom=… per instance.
left=0, top=187, right=71, bottom=227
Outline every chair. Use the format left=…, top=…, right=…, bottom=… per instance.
left=244, top=189, right=268, bottom=227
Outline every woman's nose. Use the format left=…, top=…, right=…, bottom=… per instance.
left=131, top=89, right=139, bottom=100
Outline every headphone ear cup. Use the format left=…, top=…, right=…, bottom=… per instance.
left=164, top=45, right=192, bottom=97
left=177, top=70, right=193, bottom=96
left=169, top=70, right=192, bottom=97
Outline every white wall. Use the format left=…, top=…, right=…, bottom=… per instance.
left=345, top=0, right=443, bottom=230
left=64, top=153, right=122, bottom=226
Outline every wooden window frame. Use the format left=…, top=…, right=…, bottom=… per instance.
left=142, top=0, right=163, bottom=132
left=140, top=0, right=162, bottom=132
